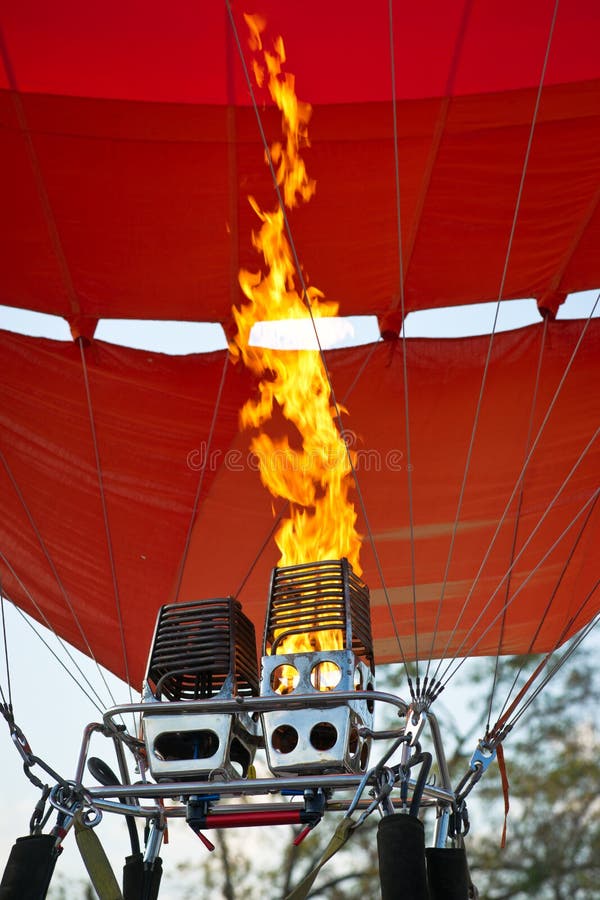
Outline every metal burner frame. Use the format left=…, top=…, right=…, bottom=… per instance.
left=141, top=598, right=260, bottom=781
left=144, top=597, right=259, bottom=702
left=260, top=559, right=376, bottom=776
left=41, top=570, right=488, bottom=867
left=262, top=559, right=374, bottom=670
left=21, top=681, right=494, bottom=890
left=74, top=689, right=457, bottom=848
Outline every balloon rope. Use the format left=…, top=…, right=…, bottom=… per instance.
left=3, top=25, right=133, bottom=724
left=493, top=492, right=600, bottom=730
left=234, top=501, right=286, bottom=601
left=428, top=0, right=561, bottom=684
left=484, top=317, right=548, bottom=730
left=431, top=292, right=599, bottom=687
left=487, top=588, right=600, bottom=742
left=0, top=447, right=119, bottom=712
left=438, top=484, right=600, bottom=689
left=388, top=0, right=420, bottom=684
left=440, top=437, right=599, bottom=678
left=173, top=351, right=230, bottom=603
left=79, top=339, right=134, bottom=715
left=0, top=550, right=105, bottom=713
left=501, top=600, right=599, bottom=733
left=225, top=2, right=411, bottom=676
left=341, top=342, right=379, bottom=408
left=0, top=578, right=13, bottom=710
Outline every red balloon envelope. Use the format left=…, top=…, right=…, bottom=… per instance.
left=0, top=1, right=599, bottom=684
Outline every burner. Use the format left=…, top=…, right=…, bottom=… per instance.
left=260, top=559, right=375, bottom=776
left=142, top=598, right=259, bottom=781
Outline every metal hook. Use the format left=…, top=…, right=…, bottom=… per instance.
left=345, top=732, right=409, bottom=824
left=345, top=765, right=397, bottom=829
left=29, top=785, right=51, bottom=835
left=449, top=799, right=470, bottom=840
left=353, top=767, right=397, bottom=828
left=49, top=781, right=102, bottom=829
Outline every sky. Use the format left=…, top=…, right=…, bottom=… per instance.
left=0, top=290, right=598, bottom=895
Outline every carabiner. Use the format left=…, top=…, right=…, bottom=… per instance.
left=49, top=781, right=102, bottom=829
left=352, top=767, right=397, bottom=829
left=29, top=785, right=51, bottom=835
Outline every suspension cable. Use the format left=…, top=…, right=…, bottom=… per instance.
left=234, top=501, right=286, bottom=600
left=439, top=487, right=599, bottom=689
left=0, top=36, right=114, bottom=718
left=388, top=0, right=420, bottom=684
left=428, top=0, right=561, bottom=680
left=174, top=351, right=230, bottom=603
left=78, top=339, right=134, bottom=711
left=431, top=295, right=599, bottom=688
left=489, top=574, right=600, bottom=739
left=506, top=602, right=599, bottom=733
left=341, top=342, right=380, bottom=408
left=485, top=317, right=548, bottom=730
left=225, top=2, right=411, bottom=678
left=0, top=448, right=119, bottom=711
left=0, top=555, right=104, bottom=714
left=0, top=578, right=13, bottom=710
left=495, top=490, right=599, bottom=727
left=441, top=432, right=598, bottom=678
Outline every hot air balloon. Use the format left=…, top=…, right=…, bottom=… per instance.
left=0, top=2, right=598, bottom=897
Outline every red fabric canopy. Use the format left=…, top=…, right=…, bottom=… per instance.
left=1, top=1, right=599, bottom=327
left=0, top=2, right=599, bottom=685
left=0, top=322, right=597, bottom=684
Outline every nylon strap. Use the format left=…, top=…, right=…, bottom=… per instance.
left=284, top=817, right=355, bottom=900
left=496, top=743, right=510, bottom=848
left=74, top=809, right=123, bottom=899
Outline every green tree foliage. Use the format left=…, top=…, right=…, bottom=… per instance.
left=467, top=652, right=600, bottom=900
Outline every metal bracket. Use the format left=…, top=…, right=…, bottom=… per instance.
left=469, top=743, right=496, bottom=774
left=404, top=707, right=426, bottom=747
left=454, top=740, right=497, bottom=805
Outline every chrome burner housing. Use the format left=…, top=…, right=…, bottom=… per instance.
left=142, top=598, right=259, bottom=781
left=260, top=559, right=375, bottom=776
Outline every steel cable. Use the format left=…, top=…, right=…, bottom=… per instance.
left=484, top=316, right=549, bottom=730
left=174, top=351, right=230, bottom=603
left=439, top=486, right=599, bottom=689
left=494, top=491, right=599, bottom=728
left=428, top=0, right=561, bottom=681
left=79, top=339, right=134, bottom=713
left=0, top=448, right=119, bottom=712
left=432, top=296, right=599, bottom=688
left=388, top=0, right=420, bottom=682
left=0, top=553, right=104, bottom=714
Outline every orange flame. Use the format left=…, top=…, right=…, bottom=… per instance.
left=231, top=18, right=362, bottom=676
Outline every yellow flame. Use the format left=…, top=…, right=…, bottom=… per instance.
left=231, top=19, right=362, bottom=674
